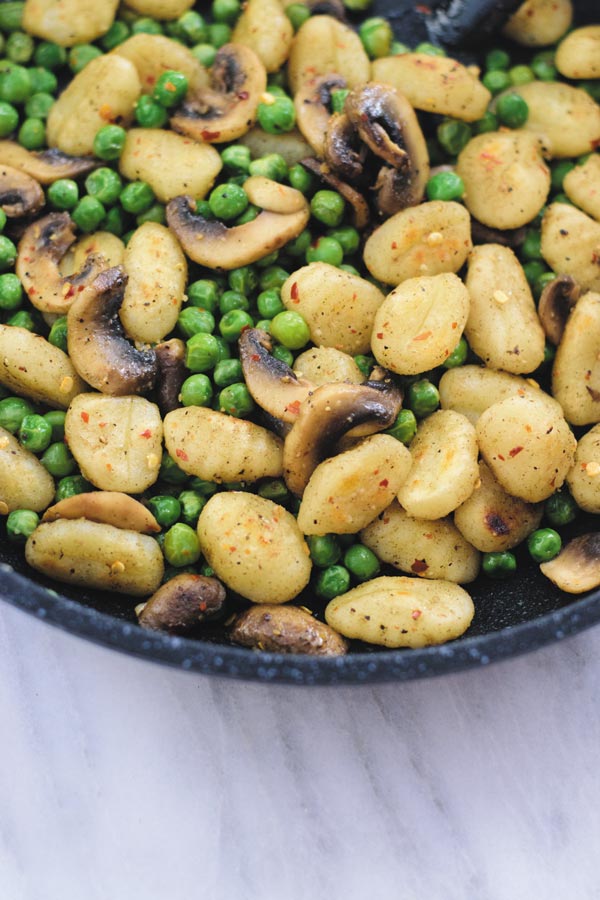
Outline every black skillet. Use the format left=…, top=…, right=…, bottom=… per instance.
left=1, top=0, right=599, bottom=684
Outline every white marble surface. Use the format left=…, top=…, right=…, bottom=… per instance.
left=1, top=601, right=600, bottom=900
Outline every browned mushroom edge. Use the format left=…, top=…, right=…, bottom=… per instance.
left=295, top=74, right=348, bottom=156
left=66, top=265, right=158, bottom=396
left=16, top=211, right=107, bottom=314
left=470, top=217, right=527, bottom=248
left=154, top=338, right=186, bottom=415
left=0, top=141, right=98, bottom=184
left=137, top=574, right=227, bottom=633
left=537, top=274, right=581, bottom=346
left=540, top=533, right=600, bottom=594
left=0, top=164, right=44, bottom=218
left=282, top=376, right=403, bottom=496
left=300, top=157, right=370, bottom=229
left=239, top=327, right=314, bottom=424
left=306, top=0, right=347, bottom=21
left=229, top=604, right=349, bottom=656
left=170, top=43, right=267, bottom=144
left=323, top=112, right=366, bottom=181
left=166, top=193, right=309, bottom=269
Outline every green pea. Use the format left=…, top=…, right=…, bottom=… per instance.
left=305, top=236, right=343, bottom=266
left=0, top=208, right=5, bottom=232
left=48, top=315, right=68, bottom=352
left=159, top=453, right=188, bottom=485
left=407, top=379, right=439, bottom=418
left=437, top=119, right=472, bottom=156
left=153, top=70, right=188, bottom=108
left=228, top=266, right=257, bottom=296
left=189, top=477, right=218, bottom=497
left=135, top=94, right=167, bottom=128
left=178, top=489, right=206, bottom=527
left=191, top=44, right=217, bottom=67
left=221, top=144, right=251, bottom=173
left=136, top=203, right=164, bottom=227
left=496, top=92, right=529, bottom=128
left=485, top=47, right=510, bottom=70
left=344, top=544, right=380, bottom=581
left=326, top=226, right=359, bottom=256
left=521, top=229, right=542, bottom=260
left=180, top=373, right=213, bottom=407
left=248, top=152, right=288, bottom=181
left=257, top=94, right=296, bottom=134
left=6, top=508, right=39, bottom=543
left=103, top=206, right=126, bottom=236
left=219, top=308, right=254, bottom=342
left=132, top=17, right=163, bottom=36
left=209, top=182, right=248, bottom=221
left=101, top=20, right=130, bottom=51
left=93, top=124, right=126, bottom=160
left=285, top=3, right=310, bottom=30
left=18, top=413, right=52, bottom=452
left=483, top=550, right=518, bottom=579
left=213, top=335, right=231, bottom=361
left=218, top=382, right=254, bottom=417
left=307, top=534, right=342, bottom=567
left=270, top=310, right=310, bottom=349
left=234, top=204, right=258, bottom=225
left=415, top=41, right=446, bottom=57
left=0, top=3, right=24, bottom=33
left=47, top=178, right=79, bottom=210
left=259, top=265, right=289, bottom=291
left=0, top=100, right=18, bottom=136
left=473, top=111, right=498, bottom=134
left=534, top=271, right=557, bottom=299
left=85, top=167, right=122, bottom=205
left=0, top=234, right=16, bottom=269
left=353, top=354, right=373, bottom=378
left=542, top=341, right=555, bottom=366
left=213, top=358, right=243, bottom=388
left=522, top=260, right=547, bottom=286
left=120, top=180, right=155, bottom=215
left=6, top=308, right=35, bottom=329
left=188, top=279, right=220, bottom=311
left=212, top=0, right=241, bottom=24
left=551, top=160, right=575, bottom=192
left=6, top=31, right=33, bottom=63
left=40, top=441, right=75, bottom=477
left=286, top=228, right=312, bottom=258
left=0, top=64, right=30, bottom=103
left=581, top=80, right=600, bottom=104
left=219, top=289, right=249, bottom=314
left=18, top=117, right=45, bottom=149
left=426, top=171, right=465, bottom=201
left=163, top=522, right=201, bottom=567
left=24, top=91, right=53, bottom=119
left=544, top=489, right=578, bottom=527
left=339, top=264, right=360, bottom=276
left=315, top=564, right=351, bottom=599
left=551, top=192, right=572, bottom=206
left=310, top=189, right=345, bottom=227
left=272, top=343, right=294, bottom=367
left=528, top=527, right=562, bottom=563
left=72, top=196, right=105, bottom=233
left=288, top=164, right=314, bottom=195
left=343, top=0, right=374, bottom=9
left=257, top=288, right=284, bottom=319
left=0, top=272, right=21, bottom=309
left=42, top=409, right=66, bottom=441
left=509, top=64, right=534, bottom=86
left=257, top=478, right=289, bottom=503
left=531, top=51, right=557, bottom=82
left=147, top=494, right=181, bottom=528
left=34, top=41, right=66, bottom=70
left=208, top=22, right=231, bottom=48
left=0, top=396, right=33, bottom=433
left=185, top=332, right=221, bottom=372
left=359, top=17, right=392, bottom=59
left=385, top=408, right=417, bottom=445
left=178, top=306, right=215, bottom=338
left=443, top=336, right=468, bottom=369
left=68, top=44, right=102, bottom=73
left=482, top=69, right=511, bottom=94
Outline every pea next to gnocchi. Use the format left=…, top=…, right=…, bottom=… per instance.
left=1, top=0, right=599, bottom=658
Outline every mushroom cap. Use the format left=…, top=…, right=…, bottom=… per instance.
left=138, top=574, right=227, bottom=633
left=538, top=274, right=581, bottom=346
left=170, top=43, right=267, bottom=144
left=0, top=163, right=44, bottom=218
left=323, top=112, right=365, bottom=181
left=239, top=327, right=314, bottom=423
left=295, top=73, right=347, bottom=157
left=66, top=265, right=158, bottom=396
left=230, top=603, right=348, bottom=655
left=540, top=533, right=600, bottom=594
left=0, top=141, right=97, bottom=184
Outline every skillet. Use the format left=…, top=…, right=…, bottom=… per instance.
left=1, top=0, right=599, bottom=684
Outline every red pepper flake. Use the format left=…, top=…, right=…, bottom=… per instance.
left=413, top=331, right=432, bottom=341
left=140, top=429, right=152, bottom=439
left=376, top=332, right=384, bottom=339
left=201, top=129, right=221, bottom=141
left=411, top=560, right=428, bottom=574
left=591, top=138, right=600, bottom=151
left=290, top=282, right=299, bottom=300
left=391, top=242, right=398, bottom=250
left=237, top=91, right=249, bottom=100
left=99, top=103, right=113, bottom=121
left=498, top=454, right=505, bottom=461
left=379, top=479, right=389, bottom=487
left=286, top=399, right=301, bottom=415
left=176, top=448, right=188, bottom=461
left=64, top=284, right=75, bottom=299
left=80, top=411, right=89, bottom=423
left=198, top=601, right=207, bottom=612
left=415, top=3, right=431, bottom=13
left=509, top=446, right=524, bottom=457
left=411, top=609, right=422, bottom=619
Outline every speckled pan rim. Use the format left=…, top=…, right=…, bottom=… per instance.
left=3, top=562, right=600, bottom=685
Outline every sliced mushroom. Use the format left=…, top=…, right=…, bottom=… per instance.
left=137, top=574, right=226, bottom=633
left=42, top=492, right=160, bottom=534
left=166, top=177, right=309, bottom=270
left=16, top=212, right=107, bottom=314
left=239, top=327, right=314, bottom=424
left=306, top=0, right=347, bottom=21
left=470, top=217, right=527, bottom=248
left=300, top=157, right=370, bottom=229
left=283, top=376, right=403, bottom=496
left=230, top=604, right=349, bottom=655
left=170, top=43, right=267, bottom=144
left=0, top=141, right=97, bottom=184
left=154, top=338, right=186, bottom=415
left=0, top=164, right=44, bottom=218
left=323, top=112, right=365, bottom=181
left=345, top=82, right=430, bottom=214
left=295, top=74, right=347, bottom=157
left=540, top=533, right=600, bottom=594
left=538, top=275, right=581, bottom=346
left=67, top=266, right=158, bottom=396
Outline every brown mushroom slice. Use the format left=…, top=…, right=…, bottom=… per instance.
left=0, top=141, right=97, bottom=184
left=540, top=533, right=600, bottom=594
left=239, top=327, right=314, bottom=423
left=230, top=604, right=348, bottom=655
left=300, top=157, right=370, bottom=229
left=170, top=43, right=267, bottom=144
left=295, top=74, right=347, bottom=156
left=306, top=0, right=347, bottom=21
left=16, top=212, right=107, bottom=314
left=67, top=266, right=158, bottom=396
left=470, top=217, right=527, bottom=248
left=166, top=179, right=309, bottom=270
left=283, top=377, right=403, bottom=496
left=154, top=338, right=186, bottom=415
left=538, top=275, right=581, bottom=346
left=0, top=164, right=44, bottom=218
left=42, top=492, right=160, bottom=534
left=137, top=574, right=226, bottom=633
left=323, top=112, right=365, bottom=181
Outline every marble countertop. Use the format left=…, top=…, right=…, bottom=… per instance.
left=2, top=600, right=599, bottom=900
